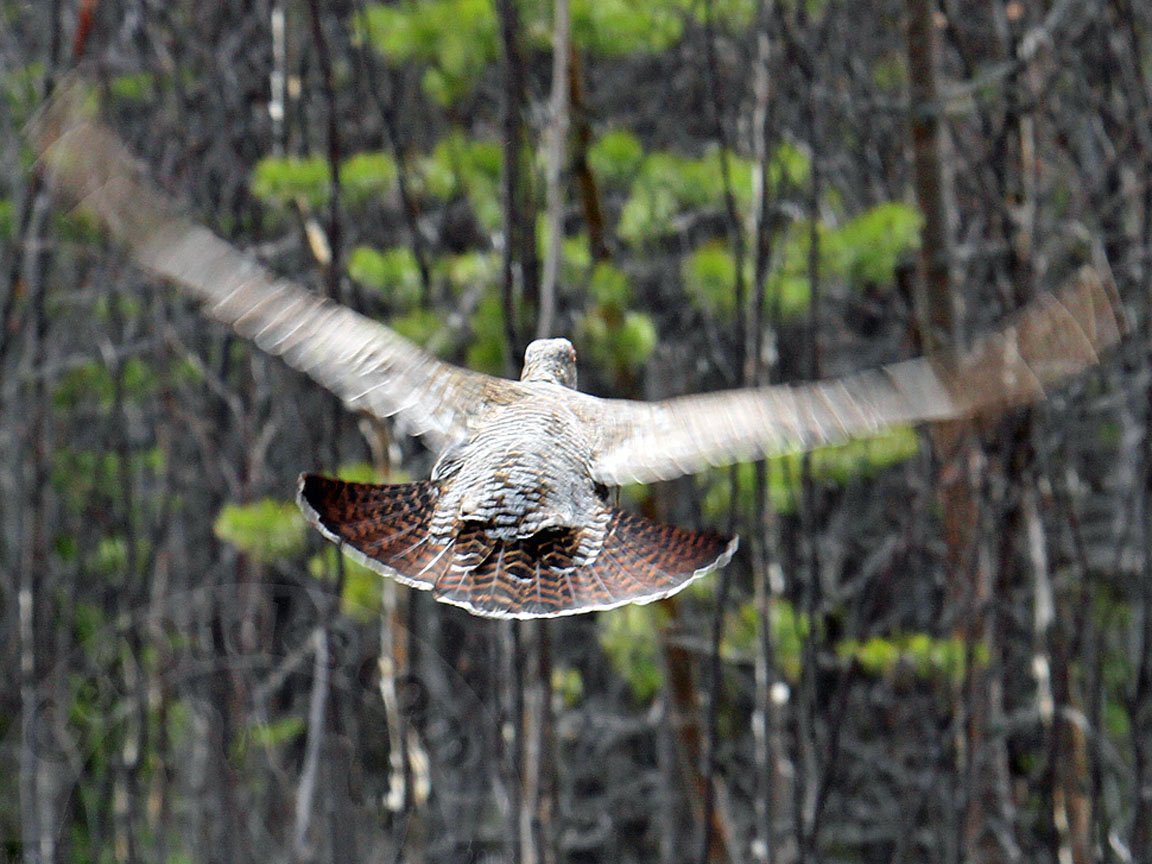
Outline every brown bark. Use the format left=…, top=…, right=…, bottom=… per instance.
left=568, top=47, right=609, bottom=263
left=904, top=0, right=955, bottom=353
left=496, top=0, right=540, bottom=364
left=661, top=606, right=733, bottom=864
left=904, top=4, right=1006, bottom=862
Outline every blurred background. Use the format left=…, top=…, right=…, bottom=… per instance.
left=1, top=1, right=1150, bottom=862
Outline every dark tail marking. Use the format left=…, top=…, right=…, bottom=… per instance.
left=432, top=508, right=737, bottom=619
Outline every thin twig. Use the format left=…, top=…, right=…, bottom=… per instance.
left=292, top=626, right=331, bottom=858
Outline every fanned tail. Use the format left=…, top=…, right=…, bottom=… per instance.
left=298, top=475, right=737, bottom=619
left=432, top=508, right=737, bottom=619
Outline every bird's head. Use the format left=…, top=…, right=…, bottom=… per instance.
left=521, top=338, right=578, bottom=389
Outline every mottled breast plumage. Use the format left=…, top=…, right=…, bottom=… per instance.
left=434, top=384, right=601, bottom=539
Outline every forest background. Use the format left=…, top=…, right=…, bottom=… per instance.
left=1, top=0, right=1151, bottom=862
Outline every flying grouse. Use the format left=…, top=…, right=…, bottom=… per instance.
left=32, top=84, right=1123, bottom=618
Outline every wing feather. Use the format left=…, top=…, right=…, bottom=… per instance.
left=31, top=81, right=515, bottom=454
left=588, top=270, right=1122, bottom=485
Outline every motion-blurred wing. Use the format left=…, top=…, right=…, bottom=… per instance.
left=590, top=270, right=1122, bottom=485
left=31, top=82, right=515, bottom=454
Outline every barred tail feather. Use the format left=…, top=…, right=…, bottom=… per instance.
left=296, top=474, right=447, bottom=591
left=432, top=509, right=737, bottom=619
left=588, top=509, right=738, bottom=607
left=298, top=475, right=736, bottom=619
left=431, top=526, right=587, bottom=618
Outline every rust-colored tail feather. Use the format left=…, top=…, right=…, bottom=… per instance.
left=431, top=509, right=737, bottom=619
left=297, top=474, right=736, bottom=618
left=297, top=474, right=445, bottom=591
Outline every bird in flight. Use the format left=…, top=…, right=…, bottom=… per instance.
left=32, top=83, right=1123, bottom=618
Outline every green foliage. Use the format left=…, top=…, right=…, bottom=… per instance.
left=244, top=716, right=306, bottom=749
left=561, top=235, right=593, bottom=282
left=618, top=144, right=809, bottom=243
left=253, top=150, right=398, bottom=210
left=87, top=535, right=153, bottom=582
left=3, top=61, right=45, bottom=124
left=53, top=208, right=106, bottom=244
left=53, top=533, right=78, bottom=562
left=711, top=0, right=827, bottom=21
left=618, top=151, right=732, bottom=242
left=341, top=151, right=399, bottom=205
left=552, top=666, right=585, bottom=708
left=664, top=0, right=829, bottom=31
left=576, top=261, right=655, bottom=377
left=419, top=132, right=503, bottom=231
left=702, top=426, right=921, bottom=518
left=108, top=72, right=155, bottom=103
left=682, top=242, right=738, bottom=318
left=251, top=155, right=330, bottom=209
left=1090, top=592, right=1135, bottom=738
left=614, top=312, right=658, bottom=370
left=390, top=308, right=445, bottom=350
left=600, top=597, right=816, bottom=702
left=213, top=499, right=305, bottom=562
left=760, top=222, right=817, bottom=318
left=672, top=177, right=915, bottom=326
left=568, top=0, right=684, bottom=55
left=467, top=295, right=508, bottom=374
left=588, top=262, right=633, bottom=308
left=53, top=358, right=158, bottom=410
left=758, top=203, right=920, bottom=309
left=91, top=292, right=143, bottom=325
left=51, top=447, right=166, bottom=513
left=357, top=0, right=491, bottom=63
left=589, top=130, right=646, bottom=187
left=765, top=141, right=812, bottom=192
left=535, top=222, right=600, bottom=292
left=679, top=235, right=814, bottom=322
left=335, top=461, right=383, bottom=484
left=0, top=198, right=13, bottom=240
left=578, top=308, right=657, bottom=377
left=357, top=0, right=499, bottom=105
left=674, top=0, right=755, bottom=26
left=308, top=547, right=382, bottom=622
left=438, top=250, right=501, bottom=291
left=872, top=52, right=908, bottom=90
left=1094, top=419, right=1123, bottom=449
left=93, top=536, right=128, bottom=578
left=682, top=201, right=920, bottom=325
left=824, top=201, right=922, bottom=286
left=810, top=425, right=921, bottom=482
left=358, top=0, right=687, bottom=104
left=348, top=245, right=422, bottom=308
left=598, top=604, right=665, bottom=703
left=722, top=599, right=808, bottom=680
left=838, top=632, right=984, bottom=683
left=73, top=602, right=105, bottom=647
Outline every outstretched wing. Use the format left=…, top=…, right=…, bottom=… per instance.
left=31, top=81, right=518, bottom=455
left=588, top=270, right=1122, bottom=485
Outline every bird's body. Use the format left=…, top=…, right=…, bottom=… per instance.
left=438, top=384, right=600, bottom=539
left=298, top=343, right=737, bottom=617
left=31, top=83, right=1124, bottom=618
